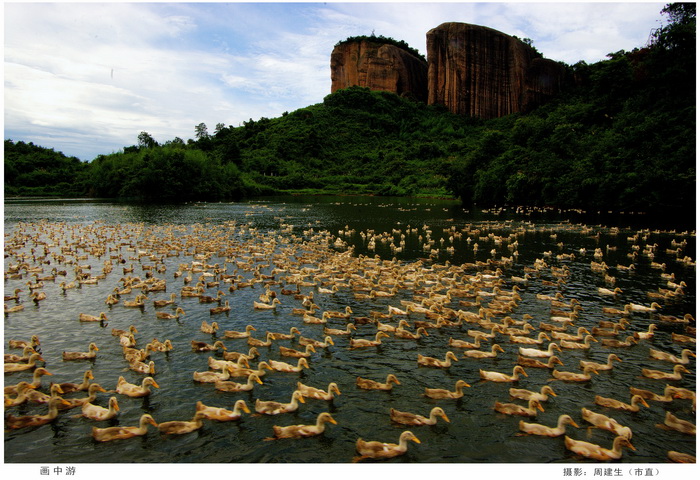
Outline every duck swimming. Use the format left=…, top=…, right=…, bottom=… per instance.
left=580, top=354, right=622, bottom=371
left=155, top=307, right=185, bottom=320
left=594, top=394, right=650, bottom=412
left=80, top=396, right=120, bottom=421
left=551, top=365, right=599, bottom=382
left=267, top=412, right=337, bottom=440
left=5, top=397, right=71, bottom=429
left=657, top=411, right=695, bottom=435
left=4, top=346, right=37, bottom=363
left=268, top=357, right=309, bottom=373
left=480, top=365, right=528, bottom=382
left=191, top=340, right=227, bottom=352
left=628, top=385, right=675, bottom=403
left=417, top=351, right=458, bottom=367
left=79, top=312, right=108, bottom=323
left=462, top=344, right=504, bottom=360
left=92, top=414, right=158, bottom=442
left=157, top=411, right=207, bottom=435
left=509, top=385, right=557, bottom=402
left=353, top=430, right=420, bottom=462
left=200, top=320, right=219, bottom=334
left=267, top=327, right=302, bottom=340
left=215, top=373, right=263, bottom=392
left=601, top=336, right=638, bottom=347
left=223, top=324, right=257, bottom=339
left=559, top=335, right=598, bottom=350
left=633, top=324, right=658, bottom=340
left=254, top=390, right=305, bottom=415
left=494, top=399, right=544, bottom=417
left=641, top=364, right=690, bottom=380
left=517, top=355, right=563, bottom=369
left=349, top=331, right=390, bottom=349
left=195, top=399, right=250, bottom=421
left=448, top=334, right=486, bottom=349
left=115, top=376, right=159, bottom=397
left=390, top=406, right=450, bottom=426
left=22, top=383, right=65, bottom=405
left=519, top=414, right=578, bottom=437
left=5, top=353, right=44, bottom=372
left=129, top=360, right=156, bottom=375
left=518, top=342, right=562, bottom=358
left=298, top=335, right=334, bottom=349
left=394, top=326, right=429, bottom=340
left=424, top=379, right=471, bottom=399
left=278, top=344, right=316, bottom=358
left=5, top=367, right=52, bottom=394
left=247, top=332, right=276, bottom=347
left=564, top=435, right=635, bottom=461
left=581, top=408, right=633, bottom=439
left=356, top=373, right=401, bottom=391
left=293, top=381, right=342, bottom=402
left=649, top=348, right=696, bottom=364
left=62, top=343, right=99, bottom=361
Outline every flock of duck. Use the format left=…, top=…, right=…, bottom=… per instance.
left=3, top=207, right=696, bottom=463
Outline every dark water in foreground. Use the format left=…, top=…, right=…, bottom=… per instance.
left=3, top=196, right=696, bottom=465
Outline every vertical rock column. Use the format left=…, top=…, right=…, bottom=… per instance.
left=330, top=40, right=428, bottom=102
left=427, top=22, right=560, bottom=119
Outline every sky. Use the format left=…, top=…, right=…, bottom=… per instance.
left=3, top=1, right=670, bottom=161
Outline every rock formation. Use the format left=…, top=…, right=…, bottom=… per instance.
left=426, top=22, right=566, bottom=118
left=330, top=40, right=429, bottom=102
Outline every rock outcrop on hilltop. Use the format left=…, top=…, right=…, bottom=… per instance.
left=330, top=40, right=429, bottom=102
left=330, top=23, right=567, bottom=119
left=426, top=22, right=566, bottom=118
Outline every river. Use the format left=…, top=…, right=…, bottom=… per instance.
left=3, top=196, right=696, bottom=467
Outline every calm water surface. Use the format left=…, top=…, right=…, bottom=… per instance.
left=3, top=196, right=696, bottom=464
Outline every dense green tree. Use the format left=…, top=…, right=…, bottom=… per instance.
left=195, top=123, right=209, bottom=139
left=4, top=139, right=89, bottom=197
left=138, top=131, right=158, bottom=149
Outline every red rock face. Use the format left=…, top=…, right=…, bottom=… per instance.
left=426, top=22, right=566, bottom=118
left=330, top=40, right=428, bottom=102
left=330, top=24, right=566, bottom=118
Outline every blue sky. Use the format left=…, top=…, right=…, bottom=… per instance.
left=3, top=1, right=669, bottom=161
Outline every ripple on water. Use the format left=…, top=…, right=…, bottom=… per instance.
left=3, top=199, right=696, bottom=464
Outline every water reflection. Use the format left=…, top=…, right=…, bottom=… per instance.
left=3, top=197, right=696, bottom=464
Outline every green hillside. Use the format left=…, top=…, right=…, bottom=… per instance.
left=4, top=4, right=695, bottom=214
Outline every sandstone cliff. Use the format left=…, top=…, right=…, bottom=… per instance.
left=330, top=40, right=429, bottom=102
left=426, top=22, right=566, bottom=118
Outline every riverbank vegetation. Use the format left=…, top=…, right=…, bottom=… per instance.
left=4, top=4, right=694, bottom=214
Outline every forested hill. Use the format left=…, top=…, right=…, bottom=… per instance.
left=4, top=4, right=695, bottom=216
